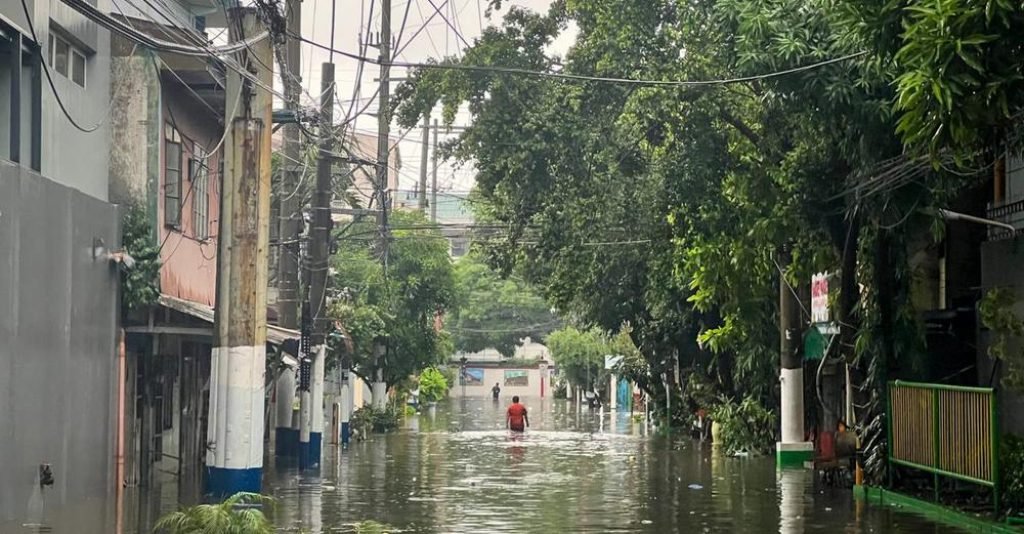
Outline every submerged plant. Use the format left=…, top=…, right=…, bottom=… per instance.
left=154, top=492, right=273, bottom=534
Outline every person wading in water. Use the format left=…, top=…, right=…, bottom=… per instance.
left=492, top=382, right=501, bottom=400
left=506, top=396, right=529, bottom=432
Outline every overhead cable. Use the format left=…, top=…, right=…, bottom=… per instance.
left=290, top=33, right=869, bottom=87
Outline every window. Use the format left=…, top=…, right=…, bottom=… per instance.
left=71, top=50, right=85, bottom=87
left=164, top=123, right=182, bottom=228
left=191, top=146, right=210, bottom=239
left=48, top=32, right=85, bottom=87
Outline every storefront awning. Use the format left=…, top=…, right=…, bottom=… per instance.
left=157, top=294, right=302, bottom=365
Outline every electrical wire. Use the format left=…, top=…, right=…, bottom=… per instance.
left=291, top=33, right=868, bottom=87
left=18, top=0, right=121, bottom=132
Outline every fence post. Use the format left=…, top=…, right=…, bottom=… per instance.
left=933, top=387, right=941, bottom=503
left=992, top=391, right=1000, bottom=517
left=886, top=382, right=894, bottom=489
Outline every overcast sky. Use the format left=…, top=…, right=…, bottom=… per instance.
left=292, top=0, right=574, bottom=193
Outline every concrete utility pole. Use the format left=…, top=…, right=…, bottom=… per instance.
left=419, top=114, right=429, bottom=211
left=370, top=0, right=392, bottom=409
left=776, top=245, right=812, bottom=468
left=274, top=0, right=302, bottom=460
left=430, top=119, right=438, bottom=223
left=299, top=62, right=335, bottom=471
left=206, top=7, right=273, bottom=498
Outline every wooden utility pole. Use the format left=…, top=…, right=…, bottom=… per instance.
left=776, top=244, right=812, bottom=468
left=273, top=0, right=302, bottom=460
left=371, top=0, right=392, bottom=408
left=419, top=114, right=429, bottom=211
left=206, top=7, right=273, bottom=498
left=299, top=61, right=335, bottom=471
left=430, top=119, right=438, bottom=223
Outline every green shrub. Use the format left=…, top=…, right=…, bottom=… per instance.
left=1003, top=434, right=1024, bottom=517
left=419, top=367, right=448, bottom=402
left=155, top=492, right=273, bottom=533
left=351, top=403, right=403, bottom=435
left=710, top=396, right=776, bottom=456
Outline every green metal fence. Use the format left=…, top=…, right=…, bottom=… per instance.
left=887, top=381, right=999, bottom=513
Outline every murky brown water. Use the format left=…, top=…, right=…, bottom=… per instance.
left=266, top=398, right=963, bottom=533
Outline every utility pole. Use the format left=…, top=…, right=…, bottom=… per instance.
left=430, top=119, right=438, bottom=223
left=370, top=0, right=391, bottom=409
left=206, top=6, right=273, bottom=499
left=274, top=0, right=302, bottom=460
left=299, top=62, right=335, bottom=470
left=419, top=114, right=429, bottom=211
left=777, top=244, right=812, bottom=468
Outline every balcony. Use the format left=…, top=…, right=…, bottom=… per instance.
left=986, top=198, right=1024, bottom=241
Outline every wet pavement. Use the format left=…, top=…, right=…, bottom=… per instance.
left=267, top=397, right=964, bottom=533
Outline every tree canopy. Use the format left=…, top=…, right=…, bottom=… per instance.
left=449, top=253, right=560, bottom=357
left=327, top=209, right=456, bottom=386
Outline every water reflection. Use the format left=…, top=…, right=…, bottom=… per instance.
left=267, top=398, right=963, bottom=533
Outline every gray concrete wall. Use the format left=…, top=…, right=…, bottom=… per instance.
left=0, top=162, right=120, bottom=533
left=979, top=237, right=1024, bottom=435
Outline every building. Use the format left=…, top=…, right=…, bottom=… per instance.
left=451, top=339, right=553, bottom=399
left=0, top=0, right=121, bottom=532
left=107, top=4, right=297, bottom=528
left=979, top=152, right=1024, bottom=434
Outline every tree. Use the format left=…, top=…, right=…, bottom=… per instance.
left=449, top=253, right=559, bottom=357
left=546, top=326, right=607, bottom=392
left=327, top=209, right=456, bottom=388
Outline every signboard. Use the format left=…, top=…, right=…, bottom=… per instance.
left=461, top=368, right=484, bottom=386
left=604, top=355, right=623, bottom=370
left=811, top=273, right=830, bottom=324
left=504, top=370, right=529, bottom=387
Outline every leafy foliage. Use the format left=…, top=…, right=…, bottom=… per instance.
left=418, top=367, right=449, bottom=402
left=121, top=202, right=160, bottom=314
left=893, top=0, right=1024, bottom=157
left=154, top=492, right=273, bottom=534
left=980, top=287, right=1024, bottom=391
left=546, top=326, right=607, bottom=391
left=350, top=404, right=403, bottom=435
left=327, top=209, right=456, bottom=387
left=1002, top=434, right=1024, bottom=518
left=710, top=397, right=777, bottom=456
left=450, top=254, right=559, bottom=357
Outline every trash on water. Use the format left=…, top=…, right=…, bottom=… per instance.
left=688, top=484, right=703, bottom=490
left=641, top=520, right=653, bottom=525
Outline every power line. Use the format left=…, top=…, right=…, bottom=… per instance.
left=291, top=34, right=868, bottom=87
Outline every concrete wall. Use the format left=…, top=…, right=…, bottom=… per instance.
left=0, top=162, right=120, bottom=533
left=0, top=0, right=114, bottom=201
left=979, top=237, right=1024, bottom=435
left=450, top=367, right=552, bottom=400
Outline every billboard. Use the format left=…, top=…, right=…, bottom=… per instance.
left=504, top=369, right=529, bottom=387
left=461, top=367, right=484, bottom=386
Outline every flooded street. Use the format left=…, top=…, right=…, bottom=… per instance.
left=267, top=398, right=962, bottom=533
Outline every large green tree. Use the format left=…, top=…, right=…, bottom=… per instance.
left=394, top=0, right=972, bottom=466
left=546, top=326, right=607, bottom=392
left=327, top=209, right=456, bottom=387
left=449, top=254, right=559, bottom=357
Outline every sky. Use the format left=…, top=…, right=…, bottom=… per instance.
left=292, top=0, right=576, bottom=193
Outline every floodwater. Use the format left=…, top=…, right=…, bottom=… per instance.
left=266, top=398, right=963, bottom=533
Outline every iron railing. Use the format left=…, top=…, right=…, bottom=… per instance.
left=986, top=198, right=1024, bottom=241
left=887, top=381, right=999, bottom=513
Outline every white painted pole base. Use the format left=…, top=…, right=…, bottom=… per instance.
left=205, top=345, right=265, bottom=496
left=371, top=382, right=387, bottom=409
left=610, top=374, right=618, bottom=411
left=780, top=367, right=805, bottom=444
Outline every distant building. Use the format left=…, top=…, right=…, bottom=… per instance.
left=451, top=339, right=553, bottom=399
